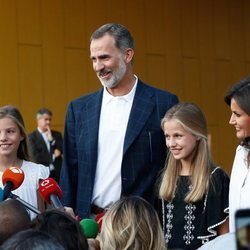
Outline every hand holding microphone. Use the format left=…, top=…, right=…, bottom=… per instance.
left=38, top=177, right=64, bottom=210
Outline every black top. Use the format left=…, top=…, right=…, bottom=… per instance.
left=161, top=167, right=229, bottom=250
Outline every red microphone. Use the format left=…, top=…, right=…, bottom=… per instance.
left=38, top=178, right=64, bottom=210
left=95, top=212, right=105, bottom=233
left=2, top=167, right=24, bottom=200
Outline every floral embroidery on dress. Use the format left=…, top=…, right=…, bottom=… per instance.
left=165, top=202, right=174, bottom=243
left=183, top=203, right=196, bottom=245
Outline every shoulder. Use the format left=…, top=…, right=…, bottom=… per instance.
left=211, top=166, right=229, bottom=179
left=69, top=89, right=103, bottom=107
left=51, top=130, right=62, bottom=137
left=28, top=130, right=39, bottom=138
left=138, top=79, right=178, bottom=100
left=22, top=161, right=49, bottom=175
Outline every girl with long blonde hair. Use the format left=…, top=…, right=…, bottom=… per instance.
left=159, top=102, right=229, bottom=249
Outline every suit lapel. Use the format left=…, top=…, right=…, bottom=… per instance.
left=123, top=81, right=155, bottom=155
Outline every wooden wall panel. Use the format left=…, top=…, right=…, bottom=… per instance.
left=125, top=0, right=147, bottom=78
left=0, top=1, right=19, bottom=106
left=65, top=48, right=88, bottom=101
left=244, top=0, right=250, bottom=61
left=182, top=58, right=201, bottom=105
left=17, top=0, right=41, bottom=45
left=197, top=1, right=217, bottom=125
left=145, top=0, right=165, bottom=55
left=41, top=0, right=66, bottom=128
left=181, top=0, right=198, bottom=58
left=213, top=0, right=230, bottom=60
left=63, top=0, right=87, bottom=49
left=18, top=45, right=43, bottom=131
left=146, top=55, right=166, bottom=89
left=163, top=0, right=184, bottom=98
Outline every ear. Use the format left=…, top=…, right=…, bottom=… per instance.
left=124, top=48, right=134, bottom=63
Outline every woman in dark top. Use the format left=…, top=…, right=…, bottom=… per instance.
left=158, top=102, right=229, bottom=250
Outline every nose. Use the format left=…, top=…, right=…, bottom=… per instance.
left=93, top=60, right=104, bottom=72
left=166, top=137, right=176, bottom=148
left=229, top=113, right=235, bottom=125
left=0, top=132, right=7, bottom=141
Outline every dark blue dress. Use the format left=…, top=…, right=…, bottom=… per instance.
left=161, top=167, right=229, bottom=250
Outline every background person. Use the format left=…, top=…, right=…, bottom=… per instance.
left=159, top=102, right=229, bottom=249
left=99, top=196, right=166, bottom=250
left=0, top=199, right=31, bottom=245
left=30, top=209, right=89, bottom=250
left=28, top=108, right=63, bottom=182
left=60, top=23, right=178, bottom=219
left=224, top=77, right=250, bottom=232
left=0, top=229, right=65, bottom=250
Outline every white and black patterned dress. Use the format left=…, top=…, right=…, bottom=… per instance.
left=161, top=167, right=229, bottom=250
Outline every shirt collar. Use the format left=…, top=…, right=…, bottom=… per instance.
left=103, top=75, right=138, bottom=104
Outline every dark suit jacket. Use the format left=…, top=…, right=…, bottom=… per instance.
left=28, top=129, right=63, bottom=182
left=60, top=80, right=178, bottom=218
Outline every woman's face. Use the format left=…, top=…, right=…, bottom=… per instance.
left=229, top=98, right=250, bottom=140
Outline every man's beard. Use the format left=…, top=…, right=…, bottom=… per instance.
left=98, top=58, right=127, bottom=89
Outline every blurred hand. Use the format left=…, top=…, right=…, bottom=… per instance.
left=64, top=206, right=76, bottom=218
left=87, top=239, right=100, bottom=250
left=45, top=126, right=53, bottom=141
left=53, top=149, right=62, bottom=158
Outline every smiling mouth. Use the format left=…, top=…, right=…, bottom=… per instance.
left=0, top=144, right=11, bottom=149
left=98, top=70, right=111, bottom=78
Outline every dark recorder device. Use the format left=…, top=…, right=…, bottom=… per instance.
left=235, top=209, right=250, bottom=250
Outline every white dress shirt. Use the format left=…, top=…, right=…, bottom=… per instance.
left=91, top=76, right=138, bottom=208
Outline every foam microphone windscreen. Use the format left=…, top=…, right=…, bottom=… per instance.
left=2, top=167, right=24, bottom=190
left=80, top=218, right=98, bottom=239
left=38, top=178, right=62, bottom=205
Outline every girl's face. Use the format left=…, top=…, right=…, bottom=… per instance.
left=0, top=117, right=24, bottom=157
left=163, top=119, right=199, bottom=163
left=229, top=98, right=250, bottom=140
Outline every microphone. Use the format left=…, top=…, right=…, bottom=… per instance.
left=95, top=212, right=105, bottom=233
left=0, top=187, right=3, bottom=202
left=38, top=178, right=64, bottom=209
left=2, top=167, right=24, bottom=200
left=79, top=218, right=98, bottom=238
left=9, top=192, right=41, bottom=215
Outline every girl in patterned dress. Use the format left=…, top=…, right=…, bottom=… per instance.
left=158, top=102, right=229, bottom=250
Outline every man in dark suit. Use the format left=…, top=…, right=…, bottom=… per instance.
left=28, top=108, right=63, bottom=182
left=60, top=23, right=179, bottom=219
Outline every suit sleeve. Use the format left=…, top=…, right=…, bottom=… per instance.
left=60, top=102, right=78, bottom=209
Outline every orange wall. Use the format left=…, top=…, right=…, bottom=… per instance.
left=0, top=0, right=250, bottom=174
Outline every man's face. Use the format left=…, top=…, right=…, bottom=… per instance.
left=37, top=114, right=52, bottom=132
left=90, top=34, right=127, bottom=89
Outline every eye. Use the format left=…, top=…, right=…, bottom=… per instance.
left=7, top=129, right=15, bottom=134
left=165, top=134, right=170, bottom=140
left=175, top=134, right=182, bottom=138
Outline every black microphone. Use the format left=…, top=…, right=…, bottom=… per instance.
left=38, top=178, right=64, bottom=210
left=8, top=192, right=41, bottom=215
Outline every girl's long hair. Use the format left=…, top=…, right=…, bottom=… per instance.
left=159, top=102, right=212, bottom=203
